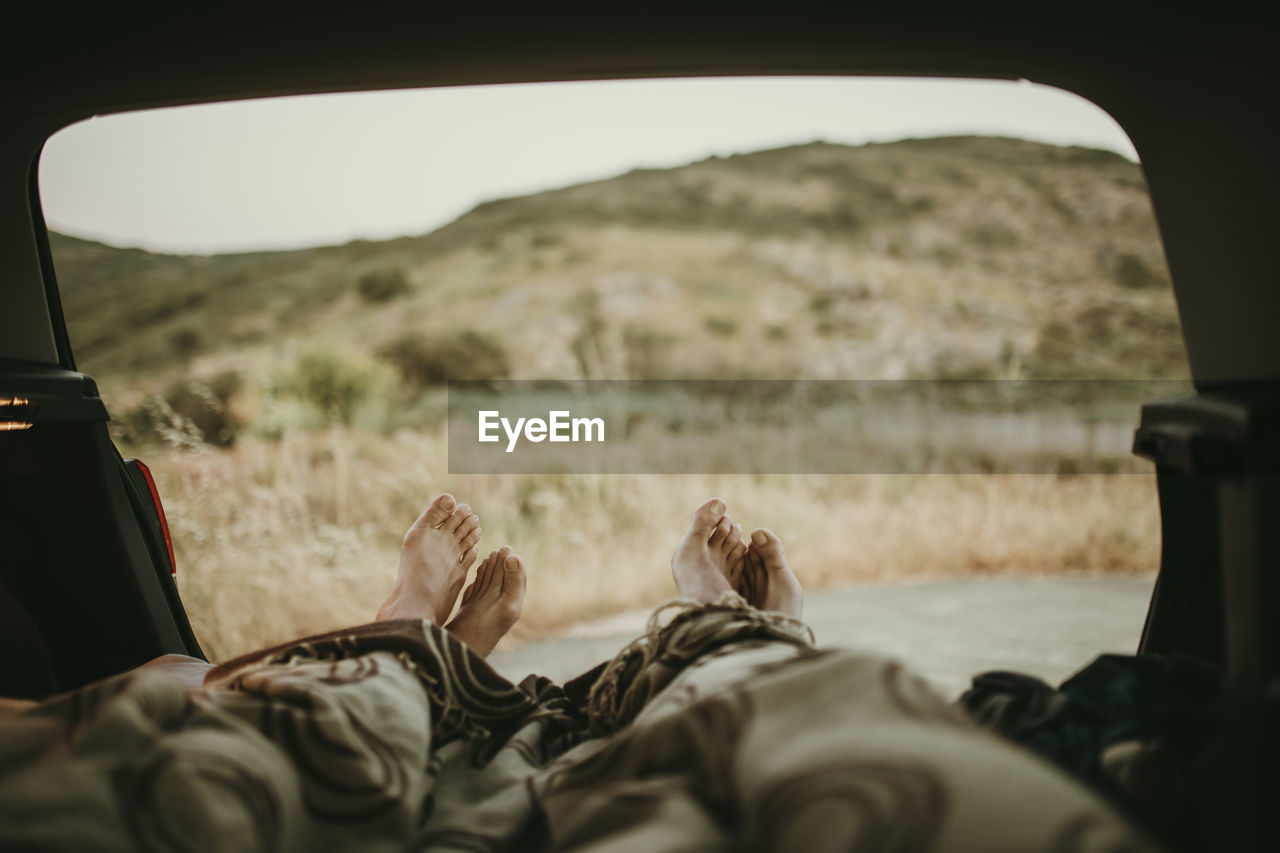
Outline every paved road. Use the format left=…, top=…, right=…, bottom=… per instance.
left=489, top=575, right=1155, bottom=698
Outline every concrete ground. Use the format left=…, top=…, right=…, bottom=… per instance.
left=488, top=575, right=1155, bottom=699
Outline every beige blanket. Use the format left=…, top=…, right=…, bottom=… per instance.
left=0, top=596, right=1157, bottom=851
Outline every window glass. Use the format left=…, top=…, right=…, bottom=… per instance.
left=40, top=78, right=1183, bottom=692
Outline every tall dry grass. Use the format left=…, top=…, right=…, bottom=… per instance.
left=149, top=425, right=1162, bottom=662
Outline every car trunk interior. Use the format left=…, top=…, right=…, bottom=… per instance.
left=0, top=9, right=1275, bottom=850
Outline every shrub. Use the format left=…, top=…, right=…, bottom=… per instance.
left=703, top=315, right=738, bottom=337
left=254, top=351, right=397, bottom=435
left=167, top=324, right=202, bottom=356
left=809, top=292, right=834, bottom=313
left=623, top=326, right=674, bottom=379
left=357, top=267, right=411, bottom=303
left=377, top=330, right=510, bottom=388
left=969, top=222, right=1020, bottom=249
left=291, top=351, right=377, bottom=423
left=115, top=396, right=205, bottom=451
left=205, top=369, right=244, bottom=404
left=115, top=373, right=242, bottom=448
left=164, top=381, right=238, bottom=446
left=569, top=291, right=608, bottom=380
left=248, top=398, right=325, bottom=442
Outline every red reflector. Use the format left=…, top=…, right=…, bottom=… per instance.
left=133, top=459, right=177, bottom=576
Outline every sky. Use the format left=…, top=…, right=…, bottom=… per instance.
left=38, top=77, right=1138, bottom=256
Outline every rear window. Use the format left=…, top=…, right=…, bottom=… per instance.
left=39, top=78, right=1184, bottom=688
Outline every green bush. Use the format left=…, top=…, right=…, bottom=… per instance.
left=115, top=396, right=204, bottom=450
left=165, top=381, right=238, bottom=446
left=116, top=372, right=242, bottom=448
left=357, top=267, right=411, bottom=303
left=809, top=292, right=834, bottom=314
left=167, top=324, right=202, bottom=356
left=703, top=315, right=738, bottom=337
left=205, top=369, right=244, bottom=404
left=291, top=351, right=378, bottom=423
left=377, top=330, right=510, bottom=388
left=249, top=398, right=325, bottom=442
left=254, top=351, right=397, bottom=435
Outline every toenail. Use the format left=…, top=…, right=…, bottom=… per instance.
left=709, top=500, right=725, bottom=515
left=752, top=531, right=766, bottom=545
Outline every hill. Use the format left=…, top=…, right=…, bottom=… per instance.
left=43, top=135, right=1182, bottom=658
left=50, top=135, right=1185, bottom=412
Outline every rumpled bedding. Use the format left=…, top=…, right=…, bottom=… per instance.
left=0, top=595, right=1158, bottom=851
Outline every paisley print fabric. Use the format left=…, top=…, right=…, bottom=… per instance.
left=0, top=599, right=1157, bottom=851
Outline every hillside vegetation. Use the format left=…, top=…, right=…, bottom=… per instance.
left=48, top=136, right=1182, bottom=660
left=55, top=136, right=1182, bottom=401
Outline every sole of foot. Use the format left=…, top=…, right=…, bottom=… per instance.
left=744, top=527, right=804, bottom=618
left=445, top=546, right=527, bottom=658
left=671, top=498, right=743, bottom=604
left=377, top=493, right=482, bottom=625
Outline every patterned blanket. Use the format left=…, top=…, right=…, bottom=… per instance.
left=0, top=596, right=1158, bottom=851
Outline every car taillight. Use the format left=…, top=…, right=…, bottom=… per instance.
left=132, top=459, right=177, bottom=575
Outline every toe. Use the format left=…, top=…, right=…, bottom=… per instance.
left=444, top=505, right=472, bottom=534
left=746, top=557, right=766, bottom=603
left=750, top=528, right=784, bottom=559
left=471, top=554, right=494, bottom=599
left=459, top=544, right=480, bottom=572
left=459, top=526, right=482, bottom=552
left=709, top=516, right=732, bottom=548
left=689, top=499, right=727, bottom=538
left=727, top=538, right=747, bottom=567
left=499, top=555, right=527, bottom=620
left=726, top=544, right=747, bottom=587
left=422, top=493, right=456, bottom=529
left=455, top=513, right=481, bottom=541
left=482, top=547, right=513, bottom=595
left=724, top=522, right=742, bottom=555
left=461, top=550, right=496, bottom=605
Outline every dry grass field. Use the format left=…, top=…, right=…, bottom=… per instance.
left=153, top=425, right=1161, bottom=662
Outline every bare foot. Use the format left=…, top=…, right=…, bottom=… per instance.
left=377, top=494, right=481, bottom=625
left=445, top=547, right=526, bottom=658
left=671, top=499, right=742, bottom=604
left=742, top=528, right=804, bottom=618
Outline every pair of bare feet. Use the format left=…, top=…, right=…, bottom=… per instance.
left=377, top=493, right=804, bottom=661
left=376, top=493, right=527, bottom=659
left=2, top=494, right=803, bottom=711
left=670, top=498, right=804, bottom=618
